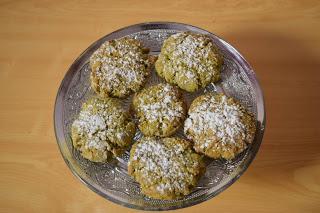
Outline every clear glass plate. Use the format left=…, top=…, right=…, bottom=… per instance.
left=54, top=22, right=266, bottom=211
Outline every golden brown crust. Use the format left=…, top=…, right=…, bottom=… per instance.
left=155, top=32, right=223, bottom=92
left=132, top=83, right=186, bottom=137
left=128, top=137, right=205, bottom=200
left=90, top=37, right=151, bottom=98
left=184, top=93, right=256, bottom=160
left=71, top=97, right=136, bottom=162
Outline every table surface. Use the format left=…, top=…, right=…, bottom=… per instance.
left=1, top=0, right=320, bottom=212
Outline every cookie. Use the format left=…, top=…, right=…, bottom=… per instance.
left=71, top=97, right=136, bottom=162
left=184, top=93, right=256, bottom=160
left=90, top=37, right=151, bottom=98
left=128, top=137, right=205, bottom=200
left=132, top=83, right=186, bottom=137
left=155, top=32, right=223, bottom=92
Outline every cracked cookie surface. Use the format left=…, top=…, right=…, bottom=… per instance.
left=90, top=37, right=151, bottom=98
left=71, top=97, right=136, bottom=162
left=184, top=93, right=256, bottom=160
left=132, top=83, right=186, bottom=137
left=155, top=32, right=223, bottom=92
left=128, top=137, right=205, bottom=200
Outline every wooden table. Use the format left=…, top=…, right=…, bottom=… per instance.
left=1, top=0, right=319, bottom=212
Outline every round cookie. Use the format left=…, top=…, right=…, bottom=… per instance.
left=90, top=37, right=151, bottom=98
left=132, top=83, right=186, bottom=137
left=184, top=93, right=256, bottom=160
left=155, top=32, right=223, bottom=92
left=128, top=137, right=205, bottom=200
left=71, top=97, right=136, bottom=162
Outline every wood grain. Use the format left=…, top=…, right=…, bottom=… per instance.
left=0, top=0, right=319, bottom=212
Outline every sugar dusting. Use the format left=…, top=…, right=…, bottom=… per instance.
left=137, top=84, right=184, bottom=125
left=90, top=38, right=149, bottom=93
left=72, top=99, right=125, bottom=151
left=72, top=107, right=108, bottom=150
left=132, top=138, right=199, bottom=194
left=184, top=94, right=246, bottom=147
left=168, top=32, right=219, bottom=84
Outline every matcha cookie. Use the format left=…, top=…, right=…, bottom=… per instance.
left=132, top=83, right=186, bottom=137
left=90, top=37, right=151, bottom=98
left=128, top=137, right=205, bottom=200
left=71, top=97, right=136, bottom=162
left=184, top=93, right=256, bottom=160
left=155, top=32, right=223, bottom=92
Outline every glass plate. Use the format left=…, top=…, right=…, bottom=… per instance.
left=54, top=22, right=266, bottom=211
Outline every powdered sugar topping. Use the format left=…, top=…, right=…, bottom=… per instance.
left=184, top=94, right=247, bottom=146
left=137, top=84, right=184, bottom=124
left=170, top=33, right=218, bottom=77
left=72, top=99, right=129, bottom=151
left=90, top=38, right=149, bottom=94
left=72, top=108, right=108, bottom=150
left=132, top=138, right=199, bottom=194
